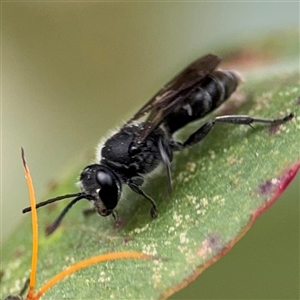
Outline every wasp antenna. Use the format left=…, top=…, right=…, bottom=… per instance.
left=45, top=195, right=87, bottom=235
left=21, top=148, right=38, bottom=300
left=19, top=278, right=30, bottom=298
left=34, top=252, right=152, bottom=299
left=22, top=193, right=84, bottom=213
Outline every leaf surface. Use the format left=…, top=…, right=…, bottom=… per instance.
left=1, top=31, right=299, bottom=300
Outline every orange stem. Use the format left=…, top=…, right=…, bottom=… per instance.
left=21, top=148, right=39, bottom=300
left=33, top=252, right=151, bottom=299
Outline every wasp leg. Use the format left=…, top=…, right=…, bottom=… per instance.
left=183, top=113, right=294, bottom=148
left=128, top=177, right=158, bottom=218
left=158, top=138, right=172, bottom=192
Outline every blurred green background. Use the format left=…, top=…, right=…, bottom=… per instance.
left=2, top=2, right=299, bottom=299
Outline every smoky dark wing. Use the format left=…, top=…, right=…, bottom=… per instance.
left=128, top=54, right=221, bottom=122
left=160, top=53, right=221, bottom=92
left=126, top=54, right=221, bottom=144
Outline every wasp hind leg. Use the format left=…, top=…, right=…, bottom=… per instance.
left=182, top=113, right=294, bottom=148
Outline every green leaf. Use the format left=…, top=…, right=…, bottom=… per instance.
left=1, top=31, right=299, bottom=300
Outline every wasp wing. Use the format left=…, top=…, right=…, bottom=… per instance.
left=126, top=54, right=221, bottom=144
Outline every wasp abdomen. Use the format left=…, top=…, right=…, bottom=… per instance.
left=163, top=69, right=240, bottom=133
left=211, top=69, right=241, bottom=100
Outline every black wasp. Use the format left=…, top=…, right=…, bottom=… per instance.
left=23, top=54, right=293, bottom=234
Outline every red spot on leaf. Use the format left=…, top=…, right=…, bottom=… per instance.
left=254, top=161, right=300, bottom=220
left=258, top=178, right=279, bottom=195
left=123, top=237, right=133, bottom=244
left=268, top=125, right=281, bottom=135
left=198, top=234, right=222, bottom=257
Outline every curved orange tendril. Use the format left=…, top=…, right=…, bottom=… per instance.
left=21, top=148, right=38, bottom=300
left=21, top=148, right=152, bottom=300
left=33, top=252, right=150, bottom=299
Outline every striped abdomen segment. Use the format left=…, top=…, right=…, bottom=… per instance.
left=163, top=69, right=241, bottom=134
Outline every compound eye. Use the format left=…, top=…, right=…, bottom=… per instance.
left=96, top=171, right=113, bottom=187
left=96, top=170, right=119, bottom=212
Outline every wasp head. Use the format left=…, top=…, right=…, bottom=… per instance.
left=79, top=164, right=121, bottom=216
